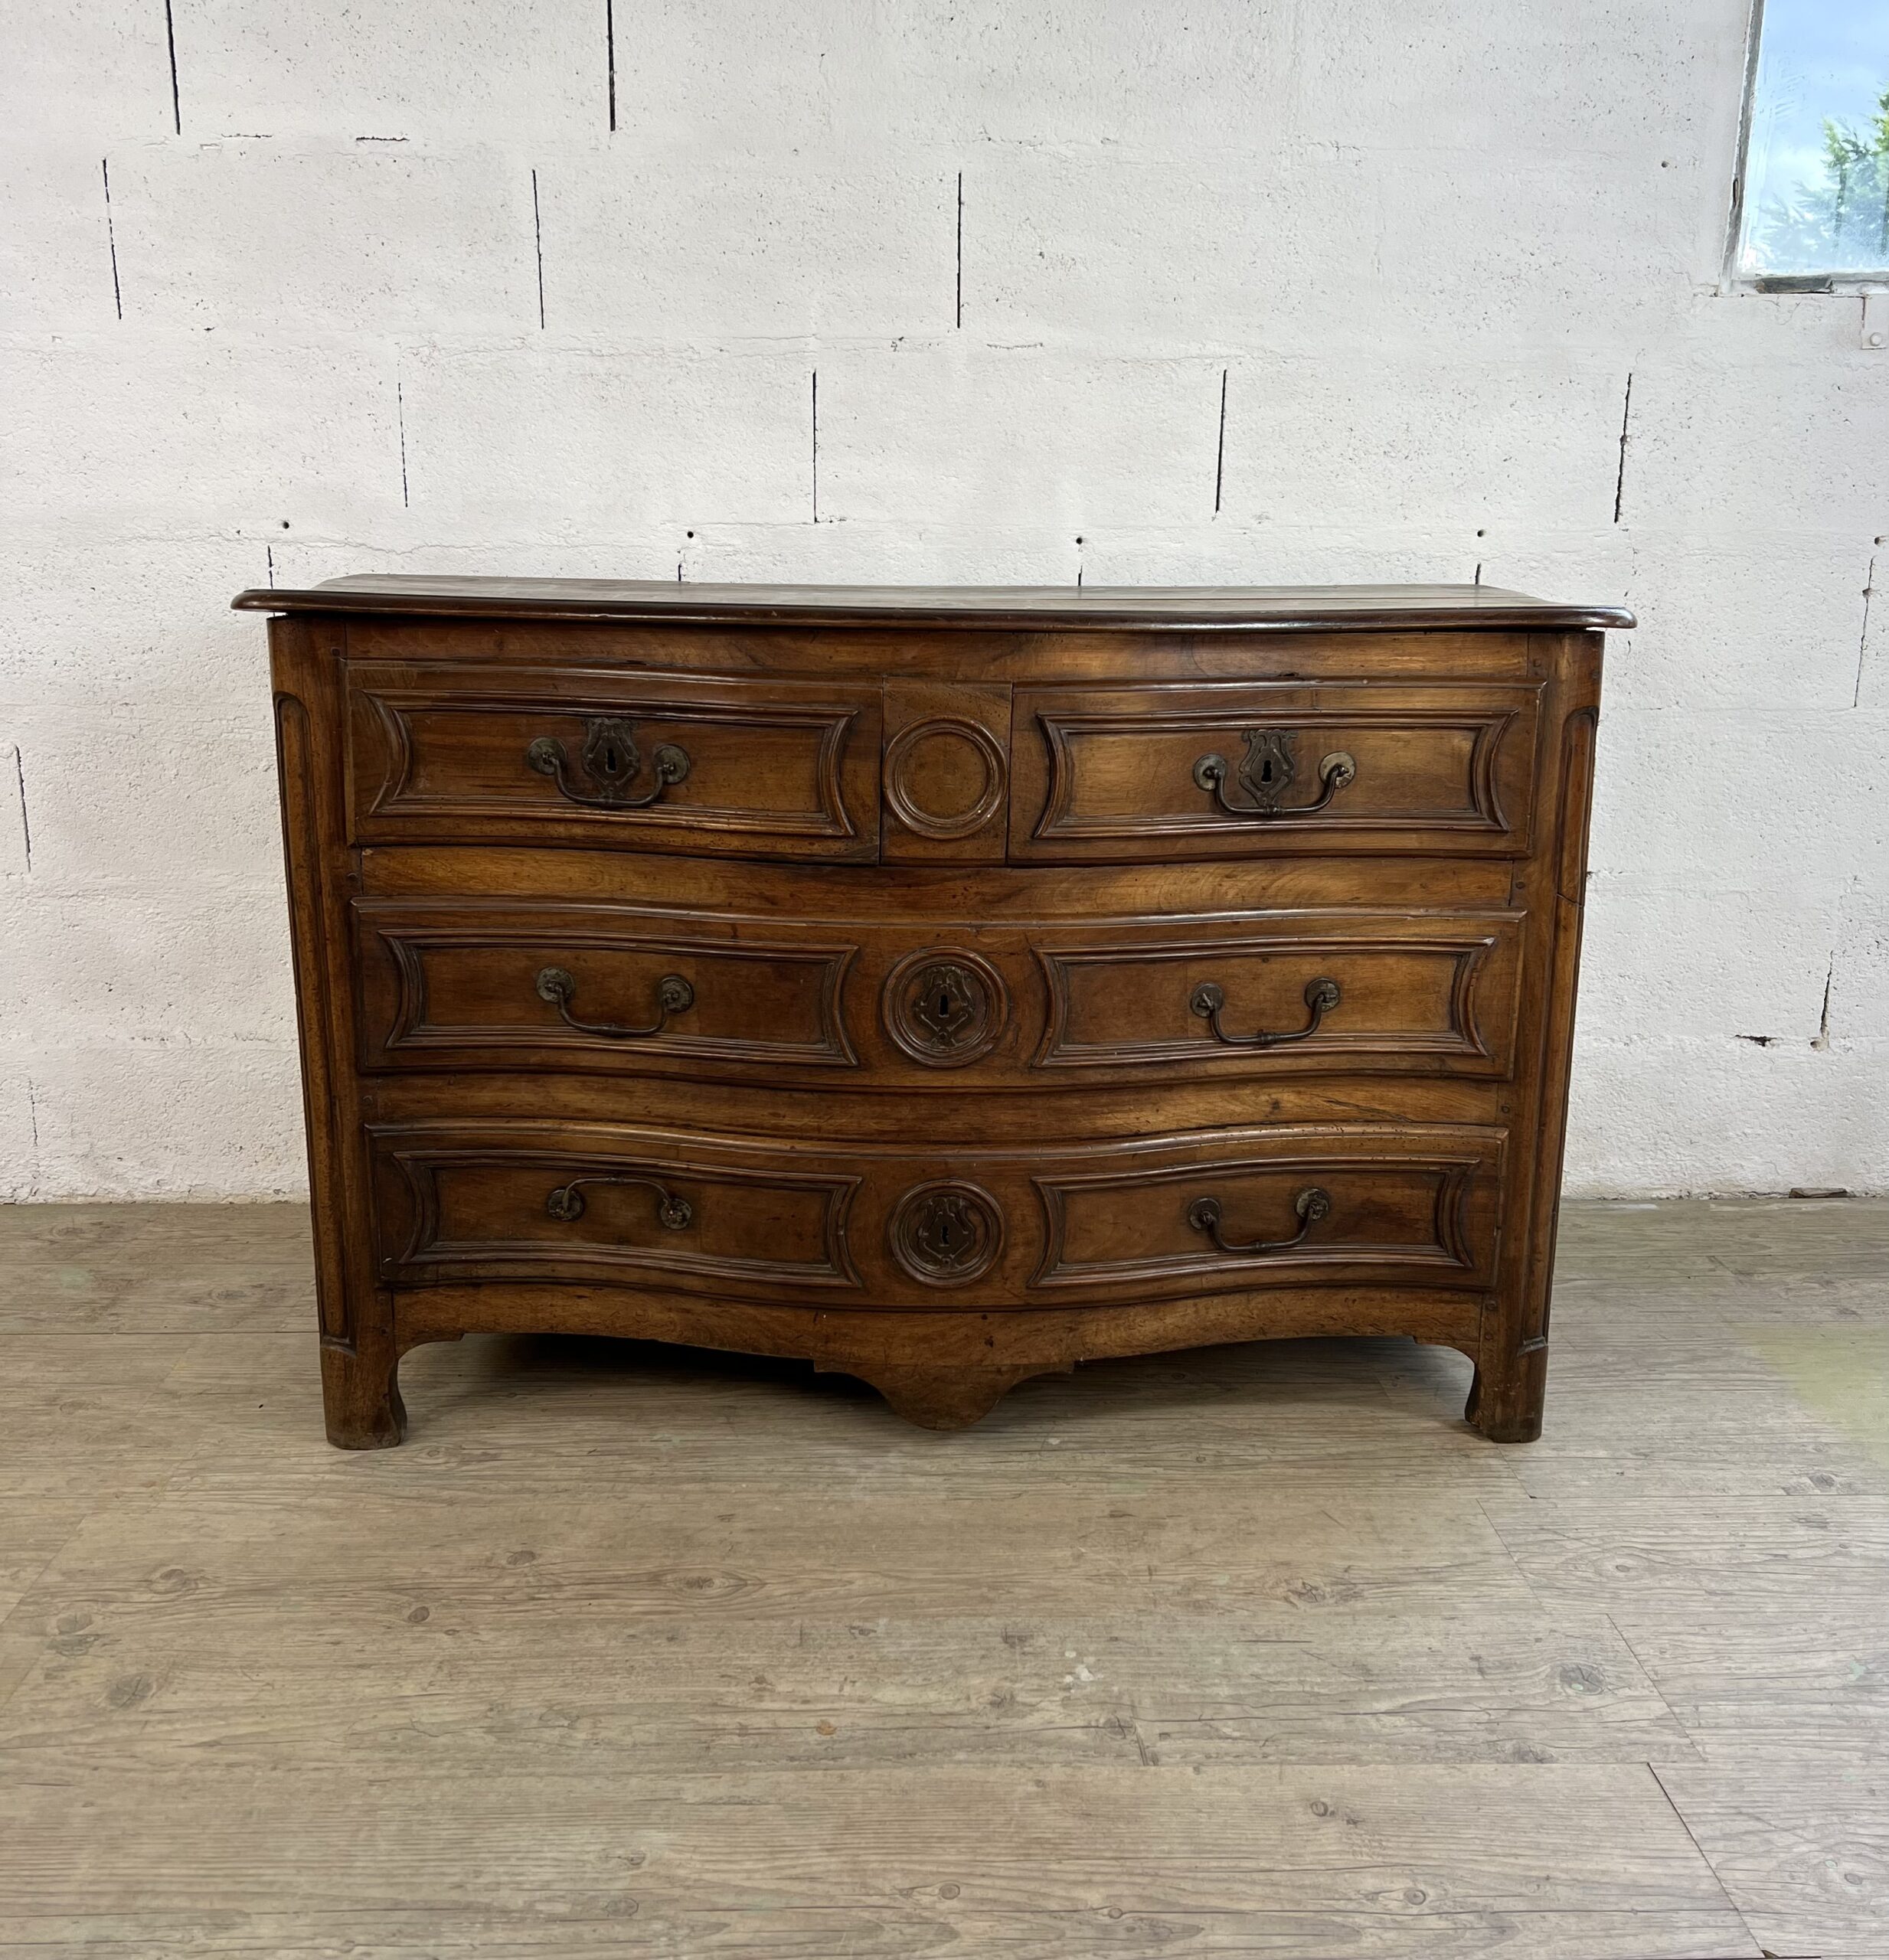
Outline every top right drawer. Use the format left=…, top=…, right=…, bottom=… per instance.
left=1009, top=681, right=1544, bottom=862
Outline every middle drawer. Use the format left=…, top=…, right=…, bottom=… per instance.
left=355, top=897, right=1525, bottom=1087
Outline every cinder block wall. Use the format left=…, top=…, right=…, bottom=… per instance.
left=2, top=2, right=1884, bottom=1198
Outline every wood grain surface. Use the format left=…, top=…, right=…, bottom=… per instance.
left=234, top=575, right=1638, bottom=632
left=0, top=1195, right=1882, bottom=1958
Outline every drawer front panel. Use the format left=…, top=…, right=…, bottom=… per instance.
left=371, top=1121, right=1503, bottom=1306
left=345, top=662, right=881, bottom=860
left=1011, top=681, right=1541, bottom=861
left=357, top=900, right=859, bottom=1076
left=1031, top=1139, right=1498, bottom=1294
left=1033, top=916, right=1521, bottom=1077
left=374, top=1132, right=863, bottom=1295
left=356, top=900, right=1525, bottom=1086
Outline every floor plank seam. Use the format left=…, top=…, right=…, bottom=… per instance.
left=1646, top=1761, right=1770, bottom=1959
left=0, top=1511, right=103, bottom=1676
left=1470, top=1491, right=1555, bottom=1615
left=1605, top=1612, right=1711, bottom=1766
left=1124, top=1697, right=1155, bottom=1766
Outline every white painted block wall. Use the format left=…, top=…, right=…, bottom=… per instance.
left=2, top=0, right=1884, bottom=1199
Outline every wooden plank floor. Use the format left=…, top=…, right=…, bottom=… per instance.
left=0, top=1197, right=1884, bottom=1959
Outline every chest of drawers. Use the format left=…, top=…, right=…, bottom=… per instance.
left=240, top=577, right=1631, bottom=1446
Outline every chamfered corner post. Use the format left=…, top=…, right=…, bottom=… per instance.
left=1471, top=629, right=1603, bottom=1446
left=269, top=611, right=405, bottom=1449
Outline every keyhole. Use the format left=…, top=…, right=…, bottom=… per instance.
left=1258, top=756, right=1276, bottom=784
left=600, top=742, right=624, bottom=773
left=937, top=1214, right=956, bottom=1248
left=935, top=988, right=952, bottom=1018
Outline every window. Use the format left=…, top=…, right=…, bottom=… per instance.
left=1734, top=0, right=1889, bottom=284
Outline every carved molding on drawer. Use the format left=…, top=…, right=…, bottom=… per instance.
left=358, top=691, right=861, bottom=834
left=345, top=664, right=881, bottom=856
left=1029, top=1148, right=1494, bottom=1292
left=358, top=907, right=861, bottom=1071
left=1033, top=708, right=1519, bottom=838
left=374, top=1137, right=864, bottom=1292
left=882, top=716, right=1008, bottom=840
left=881, top=946, right=1009, bottom=1068
left=887, top=1179, right=1006, bottom=1286
left=1011, top=684, right=1543, bottom=861
left=1031, top=929, right=1518, bottom=1076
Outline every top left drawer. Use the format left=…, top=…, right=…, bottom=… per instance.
left=345, top=662, right=883, bottom=861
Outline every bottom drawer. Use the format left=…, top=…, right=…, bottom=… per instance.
left=371, top=1119, right=1505, bottom=1308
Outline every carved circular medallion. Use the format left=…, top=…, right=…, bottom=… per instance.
left=882, top=946, right=1008, bottom=1068
left=883, top=718, right=1008, bottom=841
left=888, top=1180, right=1005, bottom=1286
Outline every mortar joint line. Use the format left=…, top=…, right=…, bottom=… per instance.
left=101, top=159, right=123, bottom=319
left=531, top=170, right=546, bottom=329
left=11, top=745, right=31, bottom=872
left=605, top=0, right=617, bottom=132
left=1213, top=368, right=1227, bottom=514
left=955, top=172, right=964, bottom=329
left=1856, top=547, right=1877, bottom=707
left=1613, top=371, right=1634, bottom=524
left=162, top=0, right=181, bottom=133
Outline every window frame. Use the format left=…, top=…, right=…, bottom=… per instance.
left=1725, top=0, right=1889, bottom=293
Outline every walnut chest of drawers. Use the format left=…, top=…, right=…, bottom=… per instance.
left=240, top=577, right=1631, bottom=1446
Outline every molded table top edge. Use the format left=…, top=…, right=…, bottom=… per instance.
left=233, top=577, right=1636, bottom=633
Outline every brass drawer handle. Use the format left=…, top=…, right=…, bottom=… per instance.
left=1192, top=730, right=1355, bottom=818
left=1191, top=975, right=1340, bottom=1049
left=1188, top=1184, right=1330, bottom=1255
left=526, top=716, right=691, bottom=809
left=546, top=1174, right=693, bottom=1230
left=535, top=967, right=694, bottom=1040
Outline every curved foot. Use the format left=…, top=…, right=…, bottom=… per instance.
left=845, top=1363, right=1072, bottom=1430
left=1464, top=1361, right=1544, bottom=1444
left=321, top=1341, right=407, bottom=1449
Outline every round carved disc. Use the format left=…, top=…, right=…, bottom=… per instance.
left=887, top=1180, right=1005, bottom=1286
left=883, top=718, right=1008, bottom=840
left=882, top=946, right=1008, bottom=1067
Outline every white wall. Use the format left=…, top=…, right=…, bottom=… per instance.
left=2, top=1, right=1884, bottom=1200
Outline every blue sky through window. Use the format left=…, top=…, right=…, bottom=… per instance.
left=1738, top=0, right=1889, bottom=275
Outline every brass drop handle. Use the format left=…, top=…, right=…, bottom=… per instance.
left=546, top=1174, right=693, bottom=1230
left=1192, top=728, right=1355, bottom=818
left=526, top=715, right=691, bottom=809
left=536, top=967, right=693, bottom=1040
left=1187, top=1184, right=1330, bottom=1256
left=1191, top=976, right=1341, bottom=1049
